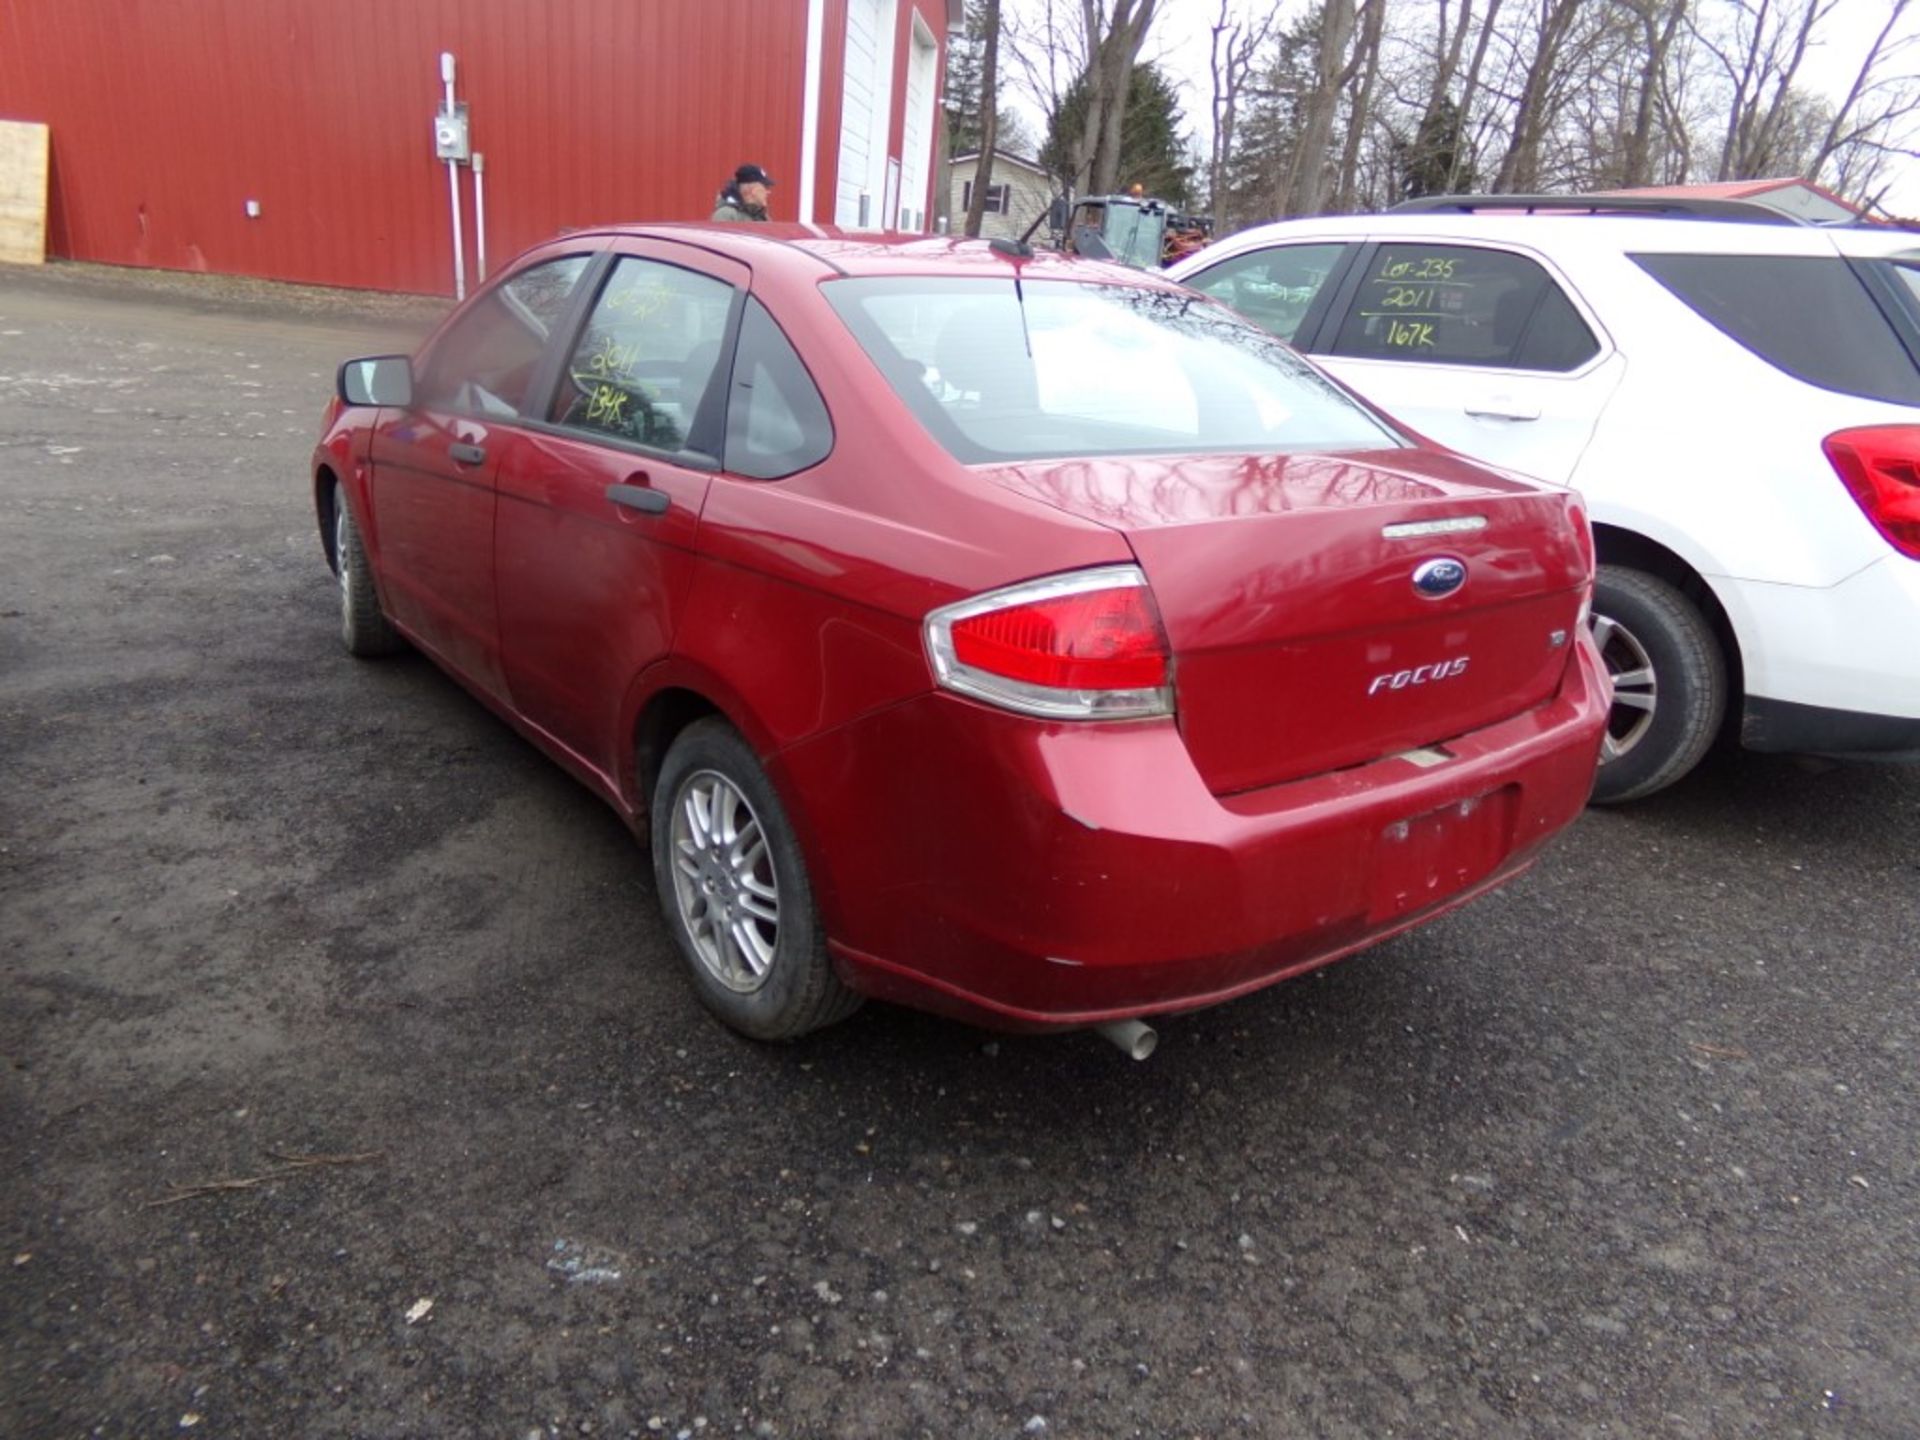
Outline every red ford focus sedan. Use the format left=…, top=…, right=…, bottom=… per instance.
left=312, top=225, right=1608, bottom=1053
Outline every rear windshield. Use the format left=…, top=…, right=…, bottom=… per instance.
left=1632, top=252, right=1920, bottom=406
left=824, top=277, right=1405, bottom=463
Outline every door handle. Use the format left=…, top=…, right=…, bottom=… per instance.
left=1464, top=398, right=1541, bottom=422
left=606, top=482, right=670, bottom=515
left=449, top=441, right=488, bottom=465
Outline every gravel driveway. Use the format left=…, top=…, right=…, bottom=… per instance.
left=3, top=261, right=1916, bottom=1439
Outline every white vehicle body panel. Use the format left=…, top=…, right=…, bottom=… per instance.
left=1170, top=213, right=1920, bottom=726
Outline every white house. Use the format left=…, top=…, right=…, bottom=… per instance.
left=945, top=151, right=1056, bottom=241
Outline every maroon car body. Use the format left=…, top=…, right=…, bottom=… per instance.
left=311, top=224, right=1608, bottom=1043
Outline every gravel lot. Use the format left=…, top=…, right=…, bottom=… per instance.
left=3, top=260, right=1917, bottom=1439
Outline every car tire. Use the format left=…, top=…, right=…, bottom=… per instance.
left=333, top=481, right=402, bottom=657
left=1588, top=565, right=1727, bottom=805
left=650, top=718, right=861, bottom=1040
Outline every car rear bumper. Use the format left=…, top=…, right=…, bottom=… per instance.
left=775, top=635, right=1609, bottom=1031
left=1726, top=556, right=1920, bottom=732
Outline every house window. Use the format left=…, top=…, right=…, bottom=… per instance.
left=961, top=180, right=1011, bottom=215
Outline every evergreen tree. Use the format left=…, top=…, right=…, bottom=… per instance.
left=944, top=3, right=987, bottom=155
left=1395, top=96, right=1477, bottom=200
left=1217, top=12, right=1320, bottom=227
left=1041, top=62, right=1195, bottom=205
left=944, top=0, right=1031, bottom=158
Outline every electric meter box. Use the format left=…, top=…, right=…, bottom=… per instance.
left=433, top=103, right=471, bottom=162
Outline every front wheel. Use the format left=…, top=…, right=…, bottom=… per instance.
left=1587, top=565, right=1727, bottom=804
left=650, top=719, right=861, bottom=1040
left=332, top=481, right=402, bottom=657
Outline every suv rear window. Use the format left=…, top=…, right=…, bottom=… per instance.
left=1633, top=253, right=1920, bottom=406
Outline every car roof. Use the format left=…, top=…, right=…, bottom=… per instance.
left=1168, top=210, right=1872, bottom=276
left=565, top=221, right=1174, bottom=287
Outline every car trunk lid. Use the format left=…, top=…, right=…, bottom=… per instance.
left=982, top=447, right=1591, bottom=793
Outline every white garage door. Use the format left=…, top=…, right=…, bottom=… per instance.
left=837, top=0, right=895, bottom=229
left=895, top=14, right=937, bottom=230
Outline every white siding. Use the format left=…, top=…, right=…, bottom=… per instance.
left=947, top=157, right=1055, bottom=242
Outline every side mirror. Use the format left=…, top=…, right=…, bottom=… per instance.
left=338, top=355, right=414, bottom=407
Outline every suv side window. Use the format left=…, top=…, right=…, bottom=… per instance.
left=417, top=255, right=591, bottom=415
left=724, top=298, right=834, bottom=479
left=551, top=256, right=736, bottom=453
left=1329, top=244, right=1599, bottom=372
left=1183, top=243, right=1349, bottom=342
left=1633, top=252, right=1920, bottom=406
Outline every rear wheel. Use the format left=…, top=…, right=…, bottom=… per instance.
left=650, top=719, right=860, bottom=1040
left=1588, top=565, right=1726, bottom=804
left=333, top=481, right=402, bottom=657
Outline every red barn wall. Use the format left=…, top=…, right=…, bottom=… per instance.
left=0, top=0, right=821, bottom=294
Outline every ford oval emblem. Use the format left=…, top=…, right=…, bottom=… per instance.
left=1412, top=557, right=1468, bottom=598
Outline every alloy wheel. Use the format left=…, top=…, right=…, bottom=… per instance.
left=668, top=769, right=781, bottom=994
left=1589, top=611, right=1657, bottom=762
left=335, top=505, right=351, bottom=598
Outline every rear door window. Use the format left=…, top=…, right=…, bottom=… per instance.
left=1181, top=243, right=1351, bottom=343
left=1633, top=252, right=1920, bottom=406
left=1328, top=244, right=1599, bottom=372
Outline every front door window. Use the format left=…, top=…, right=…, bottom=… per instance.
left=416, top=255, right=591, bottom=416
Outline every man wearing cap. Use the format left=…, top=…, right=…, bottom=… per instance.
left=712, top=165, right=774, bottom=223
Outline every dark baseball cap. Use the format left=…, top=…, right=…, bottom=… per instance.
left=734, top=164, right=775, bottom=187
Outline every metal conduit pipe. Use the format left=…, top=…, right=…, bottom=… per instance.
left=473, top=152, right=488, bottom=282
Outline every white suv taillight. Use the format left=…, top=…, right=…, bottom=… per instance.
left=1823, top=425, right=1920, bottom=559
left=924, top=565, right=1174, bottom=719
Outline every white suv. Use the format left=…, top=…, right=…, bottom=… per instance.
left=1169, top=197, right=1920, bottom=802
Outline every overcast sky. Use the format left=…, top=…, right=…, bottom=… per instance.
left=1004, top=0, right=1920, bottom=215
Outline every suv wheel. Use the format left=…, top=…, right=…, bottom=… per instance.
left=1588, top=565, right=1727, bottom=804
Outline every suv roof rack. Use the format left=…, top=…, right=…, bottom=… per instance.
left=1387, top=194, right=1804, bottom=226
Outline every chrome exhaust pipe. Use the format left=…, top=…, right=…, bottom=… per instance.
left=1096, top=1019, right=1158, bottom=1061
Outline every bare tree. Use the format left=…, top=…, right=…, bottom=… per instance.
left=1207, top=0, right=1276, bottom=231
left=1002, top=0, right=1088, bottom=166
left=1280, top=0, right=1358, bottom=214
left=1491, top=0, right=1589, bottom=190
left=1807, top=0, right=1920, bottom=199
left=1695, top=0, right=1840, bottom=179
left=1076, top=0, right=1162, bottom=195
left=1334, top=0, right=1388, bottom=208
left=1419, top=0, right=1507, bottom=192
left=1617, top=0, right=1691, bottom=185
left=964, top=0, right=1004, bottom=236
left=1203, top=0, right=1919, bottom=232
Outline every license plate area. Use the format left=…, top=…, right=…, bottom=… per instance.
left=1370, top=786, right=1517, bottom=922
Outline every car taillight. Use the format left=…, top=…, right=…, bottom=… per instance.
left=1823, top=425, right=1920, bottom=559
left=924, top=565, right=1174, bottom=720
